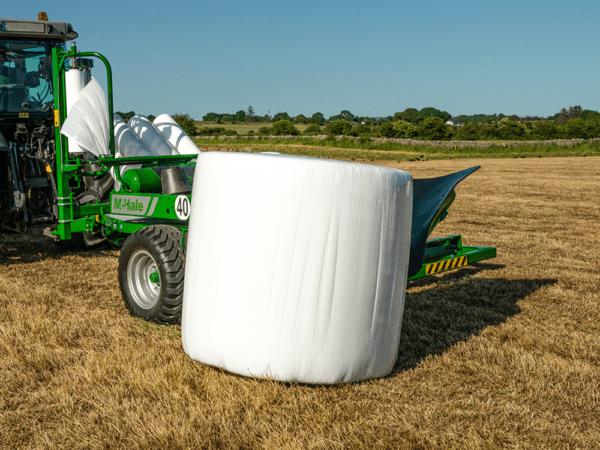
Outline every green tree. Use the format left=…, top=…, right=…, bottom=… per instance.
left=355, top=124, right=371, bottom=136
left=497, top=118, right=526, bottom=139
left=324, top=119, right=353, bottom=136
left=416, top=107, right=451, bottom=124
left=564, top=118, right=587, bottom=138
left=245, top=105, right=257, bottom=122
left=272, top=112, right=291, bottom=122
left=305, top=123, right=322, bottom=134
left=271, top=120, right=299, bottom=135
left=393, top=120, right=417, bottom=138
left=116, top=111, right=136, bottom=122
left=533, top=121, right=558, bottom=140
left=399, top=108, right=419, bottom=123
left=340, top=110, right=354, bottom=121
left=580, top=109, right=600, bottom=121
left=379, top=121, right=397, bottom=138
left=555, top=108, right=569, bottom=126
left=203, top=112, right=220, bottom=122
left=295, top=114, right=307, bottom=124
left=173, top=113, right=197, bottom=136
left=419, top=117, right=448, bottom=140
left=454, top=123, right=480, bottom=140
left=311, top=112, right=325, bottom=124
left=235, top=110, right=246, bottom=122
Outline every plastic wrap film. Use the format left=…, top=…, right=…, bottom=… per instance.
left=153, top=114, right=200, bottom=155
left=182, top=152, right=413, bottom=384
left=60, top=77, right=110, bottom=157
left=65, top=68, right=90, bottom=154
left=114, top=115, right=153, bottom=157
left=128, top=115, right=175, bottom=156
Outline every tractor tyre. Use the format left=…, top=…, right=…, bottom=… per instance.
left=118, top=225, right=185, bottom=325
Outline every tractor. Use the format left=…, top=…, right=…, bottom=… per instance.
left=0, top=13, right=496, bottom=325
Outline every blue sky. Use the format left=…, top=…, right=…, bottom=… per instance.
left=4, top=1, right=600, bottom=119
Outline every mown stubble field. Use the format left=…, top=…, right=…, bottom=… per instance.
left=0, top=156, right=598, bottom=449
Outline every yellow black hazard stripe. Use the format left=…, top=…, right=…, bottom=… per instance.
left=425, top=255, right=468, bottom=276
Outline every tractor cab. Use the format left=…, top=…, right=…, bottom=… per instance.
left=0, top=15, right=76, bottom=234
left=0, top=40, right=57, bottom=113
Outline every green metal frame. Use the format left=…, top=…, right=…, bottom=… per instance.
left=51, top=42, right=115, bottom=240
left=407, top=235, right=497, bottom=281
left=50, top=43, right=195, bottom=244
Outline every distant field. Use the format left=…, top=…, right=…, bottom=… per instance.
left=193, top=138, right=600, bottom=161
left=1, top=156, right=598, bottom=448
left=196, top=122, right=310, bottom=134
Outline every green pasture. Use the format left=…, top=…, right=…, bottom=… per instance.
left=192, top=135, right=600, bottom=161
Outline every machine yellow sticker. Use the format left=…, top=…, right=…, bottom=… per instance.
left=425, top=255, right=468, bottom=276
left=54, top=110, right=59, bottom=126
left=19, top=112, right=29, bottom=118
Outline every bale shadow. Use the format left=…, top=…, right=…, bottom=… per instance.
left=393, top=276, right=557, bottom=373
left=0, top=233, right=117, bottom=266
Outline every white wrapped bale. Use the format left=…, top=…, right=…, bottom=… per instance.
left=128, top=114, right=175, bottom=156
left=182, top=152, right=413, bottom=384
left=153, top=114, right=200, bottom=155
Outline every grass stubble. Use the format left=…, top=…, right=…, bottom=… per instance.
left=0, top=154, right=598, bottom=449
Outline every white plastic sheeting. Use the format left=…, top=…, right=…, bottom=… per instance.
left=60, top=77, right=110, bottom=157
left=65, top=68, right=90, bottom=154
left=128, top=115, right=175, bottom=156
left=114, top=114, right=153, bottom=157
left=153, top=114, right=200, bottom=155
left=182, top=152, right=413, bottom=384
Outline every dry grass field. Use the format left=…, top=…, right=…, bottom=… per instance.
left=0, top=156, right=598, bottom=449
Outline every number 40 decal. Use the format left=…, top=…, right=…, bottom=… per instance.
left=175, top=195, right=191, bottom=220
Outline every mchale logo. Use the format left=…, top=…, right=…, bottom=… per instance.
left=114, top=198, right=144, bottom=212
left=112, top=196, right=150, bottom=215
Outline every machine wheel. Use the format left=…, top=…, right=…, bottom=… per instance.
left=118, top=225, right=185, bottom=325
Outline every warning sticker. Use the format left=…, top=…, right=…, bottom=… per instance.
left=425, top=255, right=468, bottom=276
left=54, top=110, right=59, bottom=126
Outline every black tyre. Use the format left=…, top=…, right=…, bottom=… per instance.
left=118, top=225, right=185, bottom=324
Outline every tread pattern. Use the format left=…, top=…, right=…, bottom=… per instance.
left=118, top=225, right=185, bottom=325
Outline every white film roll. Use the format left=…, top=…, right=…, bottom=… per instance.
left=128, top=115, right=175, bottom=156
left=154, top=114, right=200, bottom=155
left=65, top=68, right=89, bottom=154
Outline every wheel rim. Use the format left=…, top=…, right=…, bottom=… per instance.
left=127, top=249, right=161, bottom=310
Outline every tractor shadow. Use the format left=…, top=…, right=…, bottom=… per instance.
left=393, top=272, right=556, bottom=373
left=0, top=233, right=117, bottom=266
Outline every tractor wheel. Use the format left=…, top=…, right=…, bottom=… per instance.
left=118, top=225, right=185, bottom=325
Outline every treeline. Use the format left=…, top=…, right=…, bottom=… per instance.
left=203, top=107, right=389, bottom=125
left=217, top=115, right=600, bottom=141
left=202, top=105, right=600, bottom=127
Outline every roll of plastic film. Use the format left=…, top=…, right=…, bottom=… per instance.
left=65, top=68, right=89, bottom=154
left=128, top=115, right=176, bottom=156
left=114, top=115, right=153, bottom=158
left=153, top=114, right=200, bottom=155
